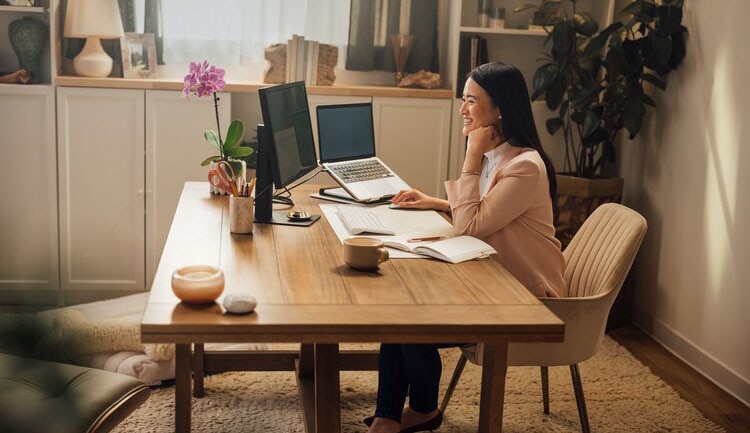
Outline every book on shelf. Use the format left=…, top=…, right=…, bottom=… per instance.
left=383, top=235, right=496, bottom=264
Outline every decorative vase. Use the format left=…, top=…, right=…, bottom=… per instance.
left=8, top=17, right=48, bottom=84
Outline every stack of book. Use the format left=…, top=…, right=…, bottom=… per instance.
left=285, top=34, right=320, bottom=84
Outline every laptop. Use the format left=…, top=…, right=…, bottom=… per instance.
left=316, top=103, right=411, bottom=202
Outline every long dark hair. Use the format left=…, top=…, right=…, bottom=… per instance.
left=468, top=61, right=558, bottom=217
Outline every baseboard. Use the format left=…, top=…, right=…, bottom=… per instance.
left=630, top=308, right=750, bottom=408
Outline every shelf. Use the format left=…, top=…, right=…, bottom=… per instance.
left=459, top=26, right=547, bottom=37
left=55, top=76, right=454, bottom=99
left=0, top=5, right=46, bottom=13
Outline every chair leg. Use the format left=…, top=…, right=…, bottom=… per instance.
left=569, top=364, right=591, bottom=433
left=541, top=366, right=549, bottom=414
left=439, top=353, right=468, bottom=414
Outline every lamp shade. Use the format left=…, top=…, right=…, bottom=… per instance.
left=64, top=0, right=125, bottom=38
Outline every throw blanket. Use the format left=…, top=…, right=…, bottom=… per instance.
left=0, top=309, right=173, bottom=363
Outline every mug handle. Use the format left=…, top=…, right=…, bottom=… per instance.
left=377, top=247, right=390, bottom=264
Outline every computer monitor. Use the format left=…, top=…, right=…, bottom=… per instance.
left=254, top=81, right=320, bottom=226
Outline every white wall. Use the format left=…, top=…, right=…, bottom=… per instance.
left=618, top=0, right=749, bottom=406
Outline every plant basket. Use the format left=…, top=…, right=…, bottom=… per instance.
left=555, top=174, right=624, bottom=248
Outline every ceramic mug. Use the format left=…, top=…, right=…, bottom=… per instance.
left=343, top=237, right=389, bottom=270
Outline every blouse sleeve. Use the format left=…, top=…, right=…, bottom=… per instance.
left=445, top=158, right=543, bottom=238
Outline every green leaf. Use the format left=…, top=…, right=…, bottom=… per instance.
left=641, top=93, right=656, bottom=107
left=643, top=73, right=665, bottom=90
left=552, top=20, right=575, bottom=58
left=225, top=146, right=253, bottom=158
left=582, top=110, right=600, bottom=138
left=223, top=120, right=245, bottom=149
left=570, top=85, right=600, bottom=108
left=650, top=34, right=672, bottom=66
left=573, top=12, right=598, bottom=36
left=655, top=5, right=682, bottom=35
left=513, top=3, right=539, bottom=13
left=583, top=22, right=623, bottom=57
left=532, top=63, right=556, bottom=100
left=200, top=155, right=221, bottom=166
left=204, top=129, right=221, bottom=150
left=546, top=117, right=564, bottom=135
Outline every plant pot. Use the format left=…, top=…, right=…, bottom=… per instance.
left=555, top=174, right=624, bottom=248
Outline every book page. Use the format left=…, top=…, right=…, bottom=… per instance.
left=413, top=236, right=496, bottom=264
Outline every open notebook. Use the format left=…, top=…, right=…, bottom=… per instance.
left=383, top=235, right=496, bottom=264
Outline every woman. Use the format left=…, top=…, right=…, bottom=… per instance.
left=365, top=62, right=566, bottom=433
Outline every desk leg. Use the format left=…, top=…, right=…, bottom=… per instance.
left=176, top=343, right=192, bottom=433
left=315, top=343, right=340, bottom=433
left=193, top=343, right=204, bottom=398
left=478, top=341, right=508, bottom=433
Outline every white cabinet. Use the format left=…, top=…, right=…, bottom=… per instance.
left=57, top=87, right=145, bottom=301
left=0, top=85, right=58, bottom=304
left=57, top=87, right=233, bottom=299
left=373, top=97, right=452, bottom=197
left=145, top=90, right=231, bottom=286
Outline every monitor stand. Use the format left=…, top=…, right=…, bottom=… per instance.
left=253, top=124, right=320, bottom=227
left=255, top=211, right=320, bottom=227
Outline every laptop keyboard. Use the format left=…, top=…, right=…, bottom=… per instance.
left=337, top=206, right=395, bottom=235
left=329, top=160, right=394, bottom=183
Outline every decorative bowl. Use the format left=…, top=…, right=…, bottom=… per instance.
left=171, top=265, right=224, bottom=304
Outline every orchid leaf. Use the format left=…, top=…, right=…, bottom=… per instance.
left=200, top=155, right=221, bottom=166
left=225, top=146, right=253, bottom=158
left=223, top=120, right=244, bottom=149
left=204, top=129, right=221, bottom=150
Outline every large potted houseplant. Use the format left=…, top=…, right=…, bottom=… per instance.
left=516, top=0, right=687, bottom=246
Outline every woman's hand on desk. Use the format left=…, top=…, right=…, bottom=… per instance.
left=392, top=189, right=449, bottom=211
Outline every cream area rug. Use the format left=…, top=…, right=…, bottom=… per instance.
left=113, top=337, right=724, bottom=433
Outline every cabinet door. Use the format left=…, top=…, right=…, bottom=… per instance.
left=0, top=86, right=59, bottom=305
left=57, top=87, right=146, bottom=302
left=145, top=90, right=231, bottom=287
left=372, top=97, right=453, bottom=197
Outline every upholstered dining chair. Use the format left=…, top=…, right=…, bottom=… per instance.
left=439, top=203, right=648, bottom=433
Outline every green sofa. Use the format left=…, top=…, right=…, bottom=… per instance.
left=0, top=353, right=150, bottom=433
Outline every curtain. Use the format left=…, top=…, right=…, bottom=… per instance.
left=159, top=0, right=350, bottom=80
left=346, top=0, right=439, bottom=73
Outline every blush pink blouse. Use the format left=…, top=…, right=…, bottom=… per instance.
left=445, top=143, right=566, bottom=298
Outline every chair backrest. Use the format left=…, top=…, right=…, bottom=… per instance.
left=563, top=203, right=648, bottom=299
left=504, top=203, right=647, bottom=366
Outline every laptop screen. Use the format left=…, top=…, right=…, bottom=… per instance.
left=317, top=103, right=376, bottom=163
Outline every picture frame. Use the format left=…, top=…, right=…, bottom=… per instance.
left=120, top=32, right=157, bottom=78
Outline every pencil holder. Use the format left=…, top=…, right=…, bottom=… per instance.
left=229, top=195, right=253, bottom=234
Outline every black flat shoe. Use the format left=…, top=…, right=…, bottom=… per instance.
left=399, top=410, right=443, bottom=433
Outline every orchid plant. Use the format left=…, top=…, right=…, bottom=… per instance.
left=182, top=61, right=252, bottom=172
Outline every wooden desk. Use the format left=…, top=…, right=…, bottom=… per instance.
left=141, top=182, right=564, bottom=433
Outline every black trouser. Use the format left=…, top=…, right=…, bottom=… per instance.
left=374, top=343, right=461, bottom=422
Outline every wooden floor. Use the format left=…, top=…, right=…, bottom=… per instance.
left=609, top=323, right=750, bottom=433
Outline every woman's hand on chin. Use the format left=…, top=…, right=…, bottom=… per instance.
left=467, top=125, right=502, bottom=156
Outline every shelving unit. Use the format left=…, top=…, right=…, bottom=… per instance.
left=0, top=0, right=57, bottom=85
left=444, top=0, right=616, bottom=181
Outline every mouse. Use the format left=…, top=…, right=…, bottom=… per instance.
left=388, top=203, right=402, bottom=209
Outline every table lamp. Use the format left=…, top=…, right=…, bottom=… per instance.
left=64, top=0, right=124, bottom=77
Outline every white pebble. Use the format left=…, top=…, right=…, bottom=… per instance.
left=223, top=293, right=257, bottom=314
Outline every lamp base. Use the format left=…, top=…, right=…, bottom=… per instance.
left=73, top=37, right=113, bottom=78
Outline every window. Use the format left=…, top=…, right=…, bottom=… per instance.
left=156, top=0, right=351, bottom=80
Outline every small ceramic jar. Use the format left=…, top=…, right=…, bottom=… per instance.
left=171, top=265, right=224, bottom=303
